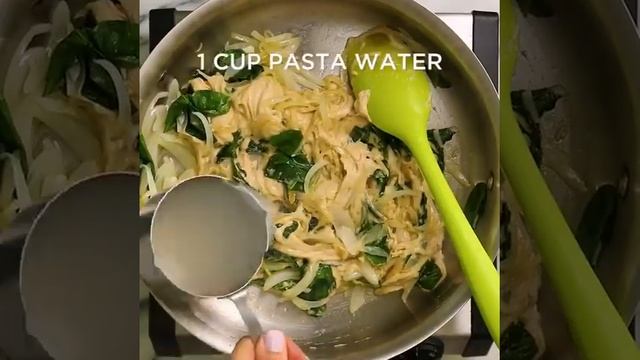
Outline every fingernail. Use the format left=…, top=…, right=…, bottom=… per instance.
left=264, top=330, right=285, bottom=353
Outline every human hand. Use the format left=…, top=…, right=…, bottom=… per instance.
left=231, top=330, right=307, bottom=360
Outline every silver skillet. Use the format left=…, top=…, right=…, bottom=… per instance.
left=139, top=0, right=499, bottom=358
left=508, top=0, right=640, bottom=358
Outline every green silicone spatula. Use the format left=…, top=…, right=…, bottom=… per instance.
left=344, top=28, right=500, bottom=343
left=501, top=1, right=639, bottom=358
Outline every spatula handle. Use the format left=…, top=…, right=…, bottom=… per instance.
left=408, top=137, right=500, bottom=343
left=501, top=86, right=640, bottom=360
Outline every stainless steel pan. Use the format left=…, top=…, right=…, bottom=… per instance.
left=509, top=0, right=639, bottom=357
left=139, top=0, right=499, bottom=358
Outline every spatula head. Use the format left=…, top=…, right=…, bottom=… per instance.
left=344, top=27, right=432, bottom=141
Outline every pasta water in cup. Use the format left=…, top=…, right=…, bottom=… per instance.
left=150, top=175, right=271, bottom=298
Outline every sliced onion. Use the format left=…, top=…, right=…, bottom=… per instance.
left=191, top=112, right=213, bottom=147
left=291, top=296, right=331, bottom=311
left=178, top=168, right=197, bottom=181
left=343, top=269, right=362, bottom=282
left=176, top=113, right=187, bottom=134
left=151, top=105, right=168, bottom=133
left=93, top=59, right=130, bottom=123
left=22, top=47, right=49, bottom=96
left=349, top=286, right=366, bottom=314
left=263, top=269, right=300, bottom=291
left=144, top=134, right=160, bottom=170
left=4, top=23, right=51, bottom=106
left=359, top=260, right=380, bottom=287
left=140, top=164, right=157, bottom=195
left=48, top=1, right=72, bottom=48
left=69, top=161, right=99, bottom=183
left=0, top=153, right=31, bottom=209
left=167, top=78, right=181, bottom=104
left=28, top=140, right=65, bottom=198
left=41, top=174, right=67, bottom=198
left=303, top=160, right=327, bottom=192
left=142, top=91, right=168, bottom=136
left=35, top=95, right=77, bottom=115
left=65, top=63, right=85, bottom=97
left=335, top=225, right=361, bottom=256
left=158, top=134, right=196, bottom=170
left=330, top=206, right=361, bottom=255
left=155, top=157, right=177, bottom=192
left=32, top=103, right=100, bottom=161
left=282, top=261, right=319, bottom=299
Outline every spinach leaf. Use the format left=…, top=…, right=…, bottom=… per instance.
left=283, top=222, right=299, bottom=238
left=463, top=182, right=488, bottom=230
left=417, top=193, right=428, bottom=226
left=190, top=90, right=231, bottom=117
left=426, top=69, right=452, bottom=88
left=247, top=139, right=269, bottom=154
left=358, top=201, right=383, bottom=235
left=82, top=61, right=118, bottom=110
left=213, top=132, right=247, bottom=183
left=299, top=264, right=335, bottom=301
left=164, top=91, right=230, bottom=141
left=216, top=132, right=242, bottom=163
left=184, top=112, right=207, bottom=140
left=263, top=249, right=301, bottom=273
left=164, top=95, right=191, bottom=132
left=511, top=86, right=563, bottom=119
left=515, top=112, right=543, bottom=166
left=231, top=64, right=264, bottom=83
left=358, top=202, right=388, bottom=266
left=500, top=202, right=512, bottom=261
left=91, top=21, right=139, bottom=68
left=501, top=321, right=539, bottom=360
left=308, top=216, right=319, bottom=231
left=364, top=236, right=389, bottom=266
left=272, top=278, right=299, bottom=292
left=44, top=29, right=94, bottom=95
left=427, top=127, right=456, bottom=170
left=350, top=125, right=372, bottom=144
left=370, top=169, right=388, bottom=195
left=269, top=129, right=303, bottom=156
left=264, top=152, right=312, bottom=192
left=511, top=87, right=563, bottom=166
left=213, top=49, right=264, bottom=82
left=516, top=0, right=554, bottom=17
left=138, top=134, right=154, bottom=175
left=417, top=260, right=442, bottom=291
left=264, top=249, right=298, bottom=267
left=45, top=21, right=139, bottom=96
left=350, top=124, right=410, bottom=156
left=576, top=185, right=618, bottom=267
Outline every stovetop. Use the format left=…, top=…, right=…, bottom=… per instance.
left=143, top=8, right=499, bottom=359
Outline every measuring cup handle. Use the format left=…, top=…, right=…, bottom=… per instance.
left=230, top=290, right=263, bottom=340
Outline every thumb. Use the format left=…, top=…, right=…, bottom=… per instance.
left=256, top=330, right=288, bottom=360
